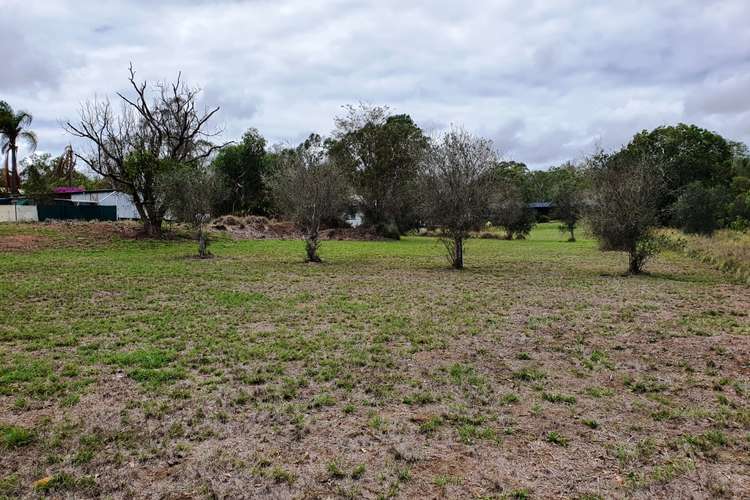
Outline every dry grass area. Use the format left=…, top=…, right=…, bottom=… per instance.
left=1, top=223, right=749, bottom=499
left=212, top=214, right=383, bottom=241
left=664, top=229, right=750, bottom=285
left=0, top=221, right=144, bottom=252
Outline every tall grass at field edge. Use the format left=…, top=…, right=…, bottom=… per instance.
left=662, top=228, right=750, bottom=285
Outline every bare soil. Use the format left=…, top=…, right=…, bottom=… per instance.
left=212, top=215, right=383, bottom=241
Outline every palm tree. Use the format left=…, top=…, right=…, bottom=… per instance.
left=0, top=101, right=37, bottom=195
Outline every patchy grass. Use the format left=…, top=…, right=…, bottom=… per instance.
left=0, top=222, right=748, bottom=497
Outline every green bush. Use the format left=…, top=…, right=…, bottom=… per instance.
left=672, top=182, right=727, bottom=235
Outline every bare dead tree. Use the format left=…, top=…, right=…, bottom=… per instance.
left=419, top=128, right=499, bottom=269
left=585, top=150, right=665, bottom=274
left=266, top=134, right=351, bottom=262
left=65, top=65, right=225, bottom=236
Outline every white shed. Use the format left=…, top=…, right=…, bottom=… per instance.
left=70, top=190, right=140, bottom=219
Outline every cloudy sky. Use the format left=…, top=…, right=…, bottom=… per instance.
left=2, top=0, right=749, bottom=169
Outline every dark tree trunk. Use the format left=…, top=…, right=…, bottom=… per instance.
left=452, top=236, right=464, bottom=269
left=305, top=231, right=322, bottom=263
left=132, top=193, right=163, bottom=237
left=628, top=250, right=642, bottom=274
left=9, top=146, right=19, bottom=195
left=568, top=226, right=576, bottom=242
left=2, top=153, right=9, bottom=193
left=142, top=217, right=163, bottom=237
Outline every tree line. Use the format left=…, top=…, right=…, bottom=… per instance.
left=2, top=68, right=749, bottom=271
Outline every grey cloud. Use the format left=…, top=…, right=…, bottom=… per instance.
left=0, top=23, right=64, bottom=91
left=685, top=72, right=750, bottom=116
left=1, top=0, right=749, bottom=168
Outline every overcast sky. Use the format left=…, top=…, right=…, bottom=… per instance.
left=2, top=0, right=749, bottom=169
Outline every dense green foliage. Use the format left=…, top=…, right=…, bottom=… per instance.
left=672, top=182, right=727, bottom=235
left=616, top=124, right=733, bottom=220
left=329, top=105, right=428, bottom=235
left=581, top=124, right=749, bottom=235
left=488, top=162, right=537, bottom=238
left=211, top=128, right=274, bottom=215
left=20, top=153, right=103, bottom=200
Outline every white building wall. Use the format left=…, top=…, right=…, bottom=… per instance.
left=0, top=205, right=39, bottom=222
left=70, top=191, right=141, bottom=219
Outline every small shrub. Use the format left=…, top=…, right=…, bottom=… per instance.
left=582, top=419, right=599, bottom=429
left=0, top=425, right=35, bottom=448
left=327, top=458, right=346, bottom=479
left=585, top=386, right=614, bottom=398
left=368, top=414, right=387, bottom=432
left=419, top=416, right=443, bottom=435
left=310, top=393, right=336, bottom=408
left=513, top=367, right=546, bottom=382
left=542, top=392, right=577, bottom=405
left=403, top=391, right=437, bottom=405
left=269, top=466, right=295, bottom=484
left=624, top=376, right=667, bottom=394
left=351, top=464, right=366, bottom=480
left=509, top=488, right=531, bottom=499
left=397, top=466, right=411, bottom=482
left=72, top=449, right=95, bottom=465
left=546, top=431, right=569, bottom=447
left=501, top=393, right=520, bottom=405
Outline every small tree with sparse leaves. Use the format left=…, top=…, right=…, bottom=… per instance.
left=266, top=134, right=351, bottom=263
left=586, top=150, right=665, bottom=274
left=419, top=128, right=499, bottom=269
left=161, top=167, right=225, bottom=258
left=551, top=165, right=586, bottom=242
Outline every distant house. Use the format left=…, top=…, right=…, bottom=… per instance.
left=1, top=188, right=139, bottom=222
left=65, top=189, right=140, bottom=219
left=529, top=201, right=554, bottom=218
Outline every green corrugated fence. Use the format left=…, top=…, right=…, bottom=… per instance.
left=37, top=204, right=117, bottom=221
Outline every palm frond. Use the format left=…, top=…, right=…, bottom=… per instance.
left=19, top=130, right=38, bottom=153
left=17, top=111, right=33, bottom=129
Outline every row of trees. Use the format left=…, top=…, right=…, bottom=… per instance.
left=3, top=67, right=749, bottom=272
left=266, top=126, right=723, bottom=275
left=18, top=150, right=106, bottom=197
left=50, top=70, right=545, bottom=260
left=266, top=126, right=548, bottom=268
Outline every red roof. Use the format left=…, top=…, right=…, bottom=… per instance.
left=52, top=186, right=86, bottom=194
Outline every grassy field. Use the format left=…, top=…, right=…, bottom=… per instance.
left=1, top=222, right=749, bottom=498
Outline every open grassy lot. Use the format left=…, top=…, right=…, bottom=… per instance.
left=1, top=223, right=749, bottom=498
